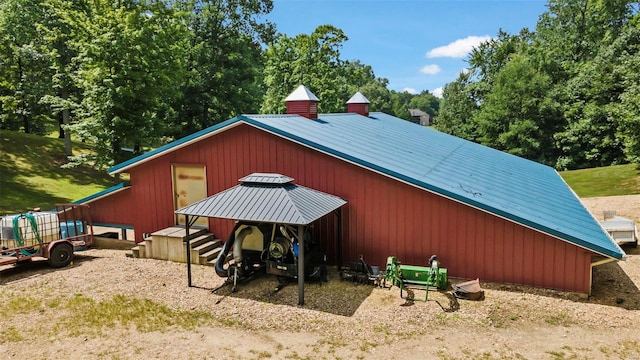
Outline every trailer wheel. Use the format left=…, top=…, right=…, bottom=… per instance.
left=49, top=242, right=73, bottom=268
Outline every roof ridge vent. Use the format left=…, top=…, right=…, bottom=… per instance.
left=285, top=85, right=319, bottom=119
left=239, top=173, right=294, bottom=185
left=346, top=91, right=370, bottom=117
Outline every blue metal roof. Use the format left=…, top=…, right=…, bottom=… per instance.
left=108, top=112, right=626, bottom=259
left=175, top=173, right=347, bottom=225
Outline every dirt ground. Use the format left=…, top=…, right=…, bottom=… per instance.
left=0, top=195, right=639, bottom=359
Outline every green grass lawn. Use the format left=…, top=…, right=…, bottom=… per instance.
left=559, top=163, right=640, bottom=198
left=0, top=130, right=116, bottom=214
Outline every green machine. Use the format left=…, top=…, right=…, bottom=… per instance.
left=384, top=255, right=448, bottom=301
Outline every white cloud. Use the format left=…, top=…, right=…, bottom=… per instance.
left=432, top=87, right=444, bottom=98
left=427, top=35, right=492, bottom=58
left=420, top=64, right=441, bottom=75
left=403, top=87, right=418, bottom=94
left=461, top=68, right=470, bottom=75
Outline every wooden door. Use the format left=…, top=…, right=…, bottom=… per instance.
left=172, top=165, right=208, bottom=227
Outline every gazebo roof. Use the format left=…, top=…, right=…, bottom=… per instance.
left=175, top=173, right=346, bottom=225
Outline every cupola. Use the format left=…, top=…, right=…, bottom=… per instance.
left=285, top=85, right=319, bottom=119
left=346, top=91, right=370, bottom=117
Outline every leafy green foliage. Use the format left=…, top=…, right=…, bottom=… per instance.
left=262, top=25, right=393, bottom=115
left=262, top=25, right=349, bottom=114
left=0, top=0, right=53, bottom=134
left=434, top=72, right=479, bottom=141
left=170, top=0, right=274, bottom=137
left=475, top=55, right=560, bottom=164
left=0, top=0, right=275, bottom=168
left=65, top=0, right=190, bottom=167
left=438, top=0, right=640, bottom=170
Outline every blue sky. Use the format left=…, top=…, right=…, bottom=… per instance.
left=266, top=0, right=548, bottom=97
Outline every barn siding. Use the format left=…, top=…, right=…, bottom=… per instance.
left=90, top=123, right=595, bottom=293
left=87, top=188, right=135, bottom=227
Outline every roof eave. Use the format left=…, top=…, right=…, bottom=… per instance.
left=73, top=182, right=131, bottom=204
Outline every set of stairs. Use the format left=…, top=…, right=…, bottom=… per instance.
left=131, top=226, right=224, bottom=266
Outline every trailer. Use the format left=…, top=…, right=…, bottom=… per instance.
left=0, top=204, right=94, bottom=268
left=600, top=213, right=638, bottom=247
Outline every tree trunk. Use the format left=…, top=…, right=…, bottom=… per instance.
left=60, top=87, right=72, bottom=156
left=17, top=57, right=30, bottom=133
left=58, top=113, right=65, bottom=138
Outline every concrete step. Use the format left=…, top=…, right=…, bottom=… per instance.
left=150, top=227, right=209, bottom=262
left=131, top=246, right=140, bottom=258
left=199, top=245, right=223, bottom=265
left=188, top=234, right=216, bottom=249
left=151, top=226, right=207, bottom=242
left=143, top=237, right=153, bottom=258
left=136, top=241, right=146, bottom=258
left=207, top=252, right=233, bottom=267
left=190, top=238, right=222, bottom=265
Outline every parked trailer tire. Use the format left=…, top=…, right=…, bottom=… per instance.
left=48, top=242, right=73, bottom=268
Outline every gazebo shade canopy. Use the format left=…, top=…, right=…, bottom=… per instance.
left=175, top=173, right=347, bottom=225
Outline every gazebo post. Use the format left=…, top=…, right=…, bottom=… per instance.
left=186, top=215, right=192, bottom=287
left=297, top=224, right=305, bottom=306
left=336, top=208, right=342, bottom=271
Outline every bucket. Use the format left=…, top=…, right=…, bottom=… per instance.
left=370, top=266, right=380, bottom=275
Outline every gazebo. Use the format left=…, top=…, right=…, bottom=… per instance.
left=175, top=173, right=347, bottom=305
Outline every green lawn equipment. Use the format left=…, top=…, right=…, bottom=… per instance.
left=384, top=255, right=448, bottom=301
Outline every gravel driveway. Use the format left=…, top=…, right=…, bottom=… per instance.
left=0, top=195, right=639, bottom=359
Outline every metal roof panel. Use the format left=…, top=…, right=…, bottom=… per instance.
left=240, top=112, right=625, bottom=259
left=176, top=176, right=347, bottom=225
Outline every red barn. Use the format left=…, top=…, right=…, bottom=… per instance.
left=77, top=86, right=625, bottom=295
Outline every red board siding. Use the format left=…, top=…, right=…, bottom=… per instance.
left=90, top=123, right=595, bottom=293
left=87, top=187, right=135, bottom=226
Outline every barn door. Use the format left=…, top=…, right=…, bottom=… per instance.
left=172, top=165, right=208, bottom=227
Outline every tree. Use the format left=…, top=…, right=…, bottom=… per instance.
left=434, top=72, right=480, bottom=141
left=39, top=0, right=89, bottom=156
left=566, top=22, right=640, bottom=166
left=408, top=91, right=440, bottom=118
left=437, top=0, right=640, bottom=169
left=0, top=0, right=53, bottom=135
left=340, top=59, right=391, bottom=113
left=171, top=0, right=275, bottom=137
left=262, top=25, right=350, bottom=114
left=67, top=0, right=188, bottom=167
left=536, top=0, right=633, bottom=66
left=358, top=77, right=392, bottom=114
left=475, top=55, right=560, bottom=164
left=389, top=90, right=414, bottom=120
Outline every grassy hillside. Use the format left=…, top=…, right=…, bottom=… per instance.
left=0, top=130, right=116, bottom=214
left=560, top=164, right=640, bottom=198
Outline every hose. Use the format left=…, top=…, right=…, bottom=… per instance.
left=214, top=223, right=242, bottom=278
left=13, top=214, right=42, bottom=256
left=232, top=227, right=253, bottom=262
